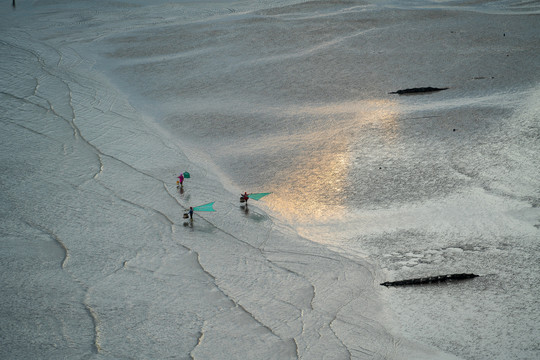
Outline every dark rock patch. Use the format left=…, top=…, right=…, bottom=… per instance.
left=389, top=87, right=448, bottom=95
left=381, top=273, right=479, bottom=287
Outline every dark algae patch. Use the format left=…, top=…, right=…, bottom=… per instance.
left=381, top=273, right=479, bottom=287
left=389, top=87, right=448, bottom=95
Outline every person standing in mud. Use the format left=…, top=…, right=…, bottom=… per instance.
left=177, top=173, right=184, bottom=188
left=241, top=192, right=249, bottom=205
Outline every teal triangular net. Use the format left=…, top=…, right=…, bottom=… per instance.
left=248, top=192, right=272, bottom=201
left=192, top=202, right=215, bottom=212
left=183, top=172, right=191, bottom=178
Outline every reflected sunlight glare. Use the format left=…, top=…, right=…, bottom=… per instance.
left=266, top=99, right=399, bottom=223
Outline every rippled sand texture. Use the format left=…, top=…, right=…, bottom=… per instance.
left=1, top=1, right=539, bottom=359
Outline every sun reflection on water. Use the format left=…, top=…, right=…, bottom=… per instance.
left=265, top=99, right=399, bottom=223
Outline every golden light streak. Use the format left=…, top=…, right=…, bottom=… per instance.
left=265, top=99, right=399, bottom=223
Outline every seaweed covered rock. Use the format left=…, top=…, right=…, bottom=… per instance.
left=380, top=273, right=479, bottom=287
left=389, top=87, right=448, bottom=95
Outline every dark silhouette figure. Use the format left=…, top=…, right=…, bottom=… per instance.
left=241, top=192, right=249, bottom=205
